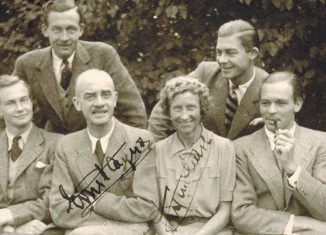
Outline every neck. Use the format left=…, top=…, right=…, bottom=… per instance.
left=232, top=65, right=255, bottom=86
left=178, top=125, right=202, bottom=149
left=88, top=120, right=112, bottom=139
left=6, top=122, right=32, bottom=136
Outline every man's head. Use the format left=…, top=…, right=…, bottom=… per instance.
left=260, top=71, right=304, bottom=132
left=216, top=19, right=260, bottom=85
left=0, top=75, right=33, bottom=134
left=73, top=69, right=118, bottom=133
left=42, top=0, right=83, bottom=59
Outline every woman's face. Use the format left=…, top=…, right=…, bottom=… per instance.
left=169, top=91, right=201, bottom=138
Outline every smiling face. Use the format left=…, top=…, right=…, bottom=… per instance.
left=0, top=82, right=33, bottom=134
left=260, top=80, right=303, bottom=132
left=42, top=8, right=83, bottom=59
left=169, top=91, right=202, bottom=140
left=73, top=70, right=117, bottom=134
left=216, top=34, right=257, bottom=85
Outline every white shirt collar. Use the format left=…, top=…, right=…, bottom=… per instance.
left=229, top=68, right=256, bottom=103
left=87, top=118, right=115, bottom=154
left=52, top=50, right=75, bottom=83
left=6, top=123, right=33, bottom=150
left=264, top=122, right=297, bottom=150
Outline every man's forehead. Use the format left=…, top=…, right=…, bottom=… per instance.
left=216, top=34, right=243, bottom=48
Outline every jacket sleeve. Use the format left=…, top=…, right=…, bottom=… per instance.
left=231, top=146, right=291, bottom=234
left=103, top=46, right=147, bottom=129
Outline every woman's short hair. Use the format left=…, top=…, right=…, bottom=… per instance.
left=0, top=75, right=31, bottom=99
left=159, top=76, right=209, bottom=117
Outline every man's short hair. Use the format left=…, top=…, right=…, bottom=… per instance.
left=261, top=71, right=304, bottom=102
left=159, top=76, right=210, bottom=117
left=218, top=19, right=260, bottom=52
left=43, top=0, right=83, bottom=26
left=0, top=75, right=31, bottom=102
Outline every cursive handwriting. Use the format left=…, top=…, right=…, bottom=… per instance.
left=59, top=137, right=152, bottom=217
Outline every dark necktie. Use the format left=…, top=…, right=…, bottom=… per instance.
left=10, top=136, right=22, bottom=161
left=60, top=59, right=72, bottom=90
left=95, top=140, right=105, bottom=166
left=225, top=85, right=238, bottom=131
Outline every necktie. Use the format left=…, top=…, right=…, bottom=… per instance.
left=95, top=139, right=105, bottom=166
left=60, top=59, right=72, bottom=90
left=225, top=85, right=238, bottom=131
left=10, top=136, right=22, bottom=161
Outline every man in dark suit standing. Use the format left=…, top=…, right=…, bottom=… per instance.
left=232, top=71, right=326, bottom=235
left=14, top=0, right=147, bottom=134
left=50, top=69, right=159, bottom=234
left=0, top=75, right=61, bottom=234
left=149, top=19, right=269, bottom=141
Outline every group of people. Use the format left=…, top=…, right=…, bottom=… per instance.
left=0, top=0, right=325, bottom=235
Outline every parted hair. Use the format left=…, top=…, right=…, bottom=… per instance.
left=0, top=75, right=31, bottom=98
left=159, top=76, right=209, bottom=117
left=218, top=19, right=260, bottom=51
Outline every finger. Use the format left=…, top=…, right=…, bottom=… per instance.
left=275, top=134, right=294, bottom=144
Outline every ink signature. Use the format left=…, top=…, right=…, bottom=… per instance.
left=59, top=137, right=152, bottom=217
left=151, top=134, right=212, bottom=232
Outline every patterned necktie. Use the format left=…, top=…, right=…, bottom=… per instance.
left=225, top=85, right=238, bottom=131
left=95, top=139, right=105, bottom=166
left=60, top=59, right=72, bottom=90
left=10, top=136, right=22, bottom=161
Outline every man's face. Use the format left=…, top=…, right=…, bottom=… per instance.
left=73, top=74, right=117, bottom=130
left=216, top=34, right=255, bottom=84
left=260, top=81, right=302, bottom=132
left=170, top=91, right=201, bottom=138
left=42, top=8, right=83, bottom=59
left=0, top=82, right=33, bottom=132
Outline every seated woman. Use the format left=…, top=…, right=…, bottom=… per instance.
left=153, top=77, right=235, bottom=235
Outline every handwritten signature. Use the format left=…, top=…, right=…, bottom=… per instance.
left=151, top=134, right=212, bottom=232
left=59, top=137, right=152, bottom=217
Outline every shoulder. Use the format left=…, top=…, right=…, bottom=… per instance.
left=116, top=120, right=153, bottom=142
left=254, top=66, right=269, bottom=81
left=79, top=40, right=116, bottom=54
left=296, top=126, right=326, bottom=146
left=156, top=133, right=174, bottom=150
left=196, top=61, right=220, bottom=73
left=233, top=128, right=264, bottom=150
left=16, top=47, right=50, bottom=63
left=57, top=129, right=84, bottom=147
left=34, top=126, right=62, bottom=143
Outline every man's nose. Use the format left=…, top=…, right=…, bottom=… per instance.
left=180, top=109, right=189, bottom=119
left=268, top=103, right=277, bottom=113
left=59, top=30, right=69, bottom=41
left=94, top=96, right=104, bottom=106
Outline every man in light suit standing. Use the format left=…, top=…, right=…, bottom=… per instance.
left=232, top=71, right=326, bottom=235
left=149, top=19, right=269, bottom=141
left=0, top=75, right=61, bottom=234
left=14, top=0, right=147, bottom=134
left=50, top=69, right=159, bottom=234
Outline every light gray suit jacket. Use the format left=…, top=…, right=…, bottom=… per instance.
left=49, top=118, right=159, bottom=229
left=14, top=41, right=147, bottom=134
left=232, top=126, right=326, bottom=234
left=148, top=61, right=269, bottom=141
left=0, top=125, right=61, bottom=226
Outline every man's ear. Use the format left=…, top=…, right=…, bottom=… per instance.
left=294, top=97, right=303, bottom=113
left=79, top=23, right=84, bottom=37
left=249, top=47, right=259, bottom=60
left=113, top=92, right=118, bottom=108
left=42, top=24, right=49, bottom=38
left=72, top=96, right=81, bottom=111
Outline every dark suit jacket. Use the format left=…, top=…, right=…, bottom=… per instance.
left=0, top=125, right=61, bottom=226
left=232, top=126, right=326, bottom=235
left=148, top=61, right=269, bottom=141
left=49, top=118, right=159, bottom=229
left=14, top=41, right=147, bottom=134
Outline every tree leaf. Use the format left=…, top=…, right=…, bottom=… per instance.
left=165, top=5, right=178, bottom=19
left=272, top=0, right=281, bottom=8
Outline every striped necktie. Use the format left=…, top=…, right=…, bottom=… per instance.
left=225, top=85, right=238, bottom=132
left=95, top=139, right=105, bottom=167
left=60, top=59, right=72, bottom=90
left=10, top=136, right=22, bottom=161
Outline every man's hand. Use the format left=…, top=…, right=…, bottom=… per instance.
left=0, top=208, right=14, bottom=226
left=15, top=219, right=46, bottom=235
left=273, top=129, right=298, bottom=175
left=294, top=216, right=326, bottom=233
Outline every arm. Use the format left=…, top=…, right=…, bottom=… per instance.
left=104, top=46, right=147, bottom=129
left=94, top=136, right=160, bottom=222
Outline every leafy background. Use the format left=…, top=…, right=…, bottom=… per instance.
left=0, top=0, right=325, bottom=131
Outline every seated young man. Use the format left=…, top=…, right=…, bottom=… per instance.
left=232, top=71, right=326, bottom=235
left=0, top=75, right=61, bottom=234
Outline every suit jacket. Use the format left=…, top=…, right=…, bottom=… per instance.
left=14, top=41, right=147, bottom=134
left=0, top=125, right=61, bottom=226
left=232, top=126, right=326, bottom=234
left=49, top=118, right=159, bottom=229
left=148, top=61, right=269, bottom=141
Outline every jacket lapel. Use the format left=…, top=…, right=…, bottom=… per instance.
left=35, top=47, right=64, bottom=122
left=14, top=125, right=44, bottom=181
left=0, top=132, right=9, bottom=196
left=228, top=72, right=261, bottom=140
left=250, top=129, right=285, bottom=210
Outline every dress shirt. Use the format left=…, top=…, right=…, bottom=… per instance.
left=228, top=68, right=255, bottom=104
left=6, top=123, right=32, bottom=151
left=52, top=50, right=75, bottom=84
left=87, top=118, right=115, bottom=154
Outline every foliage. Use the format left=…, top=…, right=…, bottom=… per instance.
left=0, top=0, right=325, bottom=130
